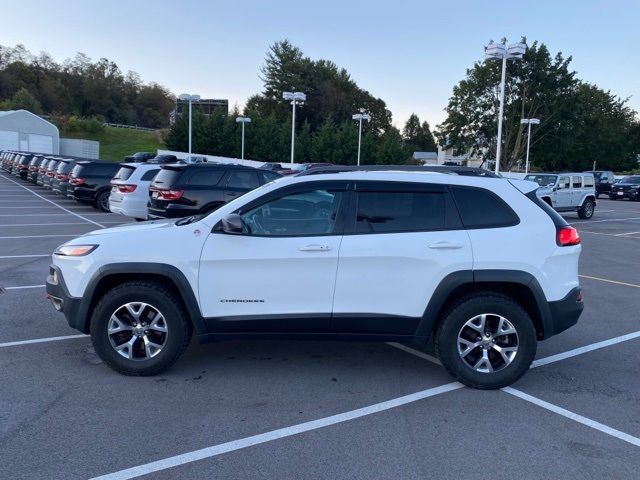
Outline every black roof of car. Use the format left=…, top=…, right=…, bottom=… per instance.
left=159, top=163, right=256, bottom=171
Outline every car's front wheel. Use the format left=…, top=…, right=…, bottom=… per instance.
left=434, top=293, right=537, bottom=389
left=90, top=281, right=192, bottom=375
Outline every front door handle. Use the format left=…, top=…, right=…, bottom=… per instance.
left=428, top=241, right=463, bottom=250
left=299, top=244, right=331, bottom=252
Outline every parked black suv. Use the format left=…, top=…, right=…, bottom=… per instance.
left=148, top=164, right=281, bottom=218
left=51, top=158, right=79, bottom=197
left=39, top=157, right=61, bottom=187
left=26, top=155, right=46, bottom=183
left=68, top=160, right=121, bottom=211
left=610, top=175, right=640, bottom=201
left=585, top=170, right=615, bottom=198
left=12, top=153, right=34, bottom=178
left=124, top=152, right=156, bottom=162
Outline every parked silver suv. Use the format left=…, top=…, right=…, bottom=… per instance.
left=524, top=173, right=596, bottom=219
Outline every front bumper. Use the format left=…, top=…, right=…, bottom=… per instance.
left=547, top=287, right=584, bottom=337
left=46, top=265, right=87, bottom=333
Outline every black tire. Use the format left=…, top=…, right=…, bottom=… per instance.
left=609, top=194, right=617, bottom=200
left=577, top=198, right=595, bottom=219
left=90, top=281, right=192, bottom=376
left=595, top=192, right=600, bottom=199
left=434, top=293, right=537, bottom=390
left=95, top=190, right=111, bottom=212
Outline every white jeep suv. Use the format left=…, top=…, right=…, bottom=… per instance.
left=46, top=169, right=584, bottom=389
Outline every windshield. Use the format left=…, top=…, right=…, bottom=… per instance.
left=524, top=174, right=557, bottom=186
left=620, top=176, right=640, bottom=184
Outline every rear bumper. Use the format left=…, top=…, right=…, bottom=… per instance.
left=148, top=204, right=196, bottom=219
left=546, top=287, right=583, bottom=337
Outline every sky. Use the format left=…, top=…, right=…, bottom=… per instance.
left=3, top=0, right=639, bottom=129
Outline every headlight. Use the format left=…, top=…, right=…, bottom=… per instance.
left=54, top=245, right=98, bottom=256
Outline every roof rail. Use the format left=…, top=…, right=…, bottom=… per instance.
left=297, top=165, right=499, bottom=178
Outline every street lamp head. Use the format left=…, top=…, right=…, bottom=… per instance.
left=520, top=119, right=529, bottom=124
left=506, top=42, right=527, bottom=58
left=179, top=93, right=200, bottom=101
left=283, top=91, right=306, bottom=103
left=282, top=91, right=294, bottom=100
left=530, top=118, right=540, bottom=125
left=235, top=116, right=251, bottom=123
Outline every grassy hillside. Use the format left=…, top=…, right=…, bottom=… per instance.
left=62, top=127, right=166, bottom=161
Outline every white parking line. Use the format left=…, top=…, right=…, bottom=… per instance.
left=573, top=216, right=640, bottom=224
left=0, top=206, right=60, bottom=208
left=0, top=222, right=97, bottom=227
left=579, top=274, right=640, bottom=288
left=0, top=234, right=78, bottom=239
left=615, top=231, right=640, bottom=236
left=0, top=175, right=106, bottom=228
left=89, top=381, right=463, bottom=480
left=3, top=284, right=46, bottom=290
left=0, top=254, right=49, bottom=259
left=0, top=213, right=109, bottom=217
left=531, top=330, right=640, bottom=368
left=0, top=334, right=88, bottom=348
left=502, top=387, right=640, bottom=447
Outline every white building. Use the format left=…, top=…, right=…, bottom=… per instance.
left=0, top=110, right=60, bottom=154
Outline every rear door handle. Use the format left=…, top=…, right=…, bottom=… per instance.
left=299, top=244, right=331, bottom=252
left=428, top=241, right=463, bottom=250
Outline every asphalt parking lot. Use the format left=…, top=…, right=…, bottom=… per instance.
left=1, top=170, right=639, bottom=480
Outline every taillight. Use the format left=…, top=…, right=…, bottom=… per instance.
left=30, top=166, right=38, bottom=171
left=153, top=189, right=184, bottom=200
left=57, top=174, right=69, bottom=181
left=117, top=185, right=137, bottom=193
left=70, top=178, right=86, bottom=186
left=46, top=171, right=54, bottom=177
left=19, top=164, right=28, bottom=169
left=557, top=226, right=581, bottom=246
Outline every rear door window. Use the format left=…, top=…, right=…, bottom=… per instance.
left=354, top=191, right=446, bottom=233
left=451, top=186, right=519, bottom=229
left=583, top=176, right=594, bottom=187
left=226, top=171, right=260, bottom=190
left=572, top=176, right=583, bottom=188
left=559, top=176, right=570, bottom=189
left=186, top=170, right=224, bottom=186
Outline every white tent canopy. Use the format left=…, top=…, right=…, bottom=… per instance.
left=0, top=110, right=59, bottom=154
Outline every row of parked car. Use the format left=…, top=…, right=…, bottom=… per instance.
left=0, top=150, right=288, bottom=220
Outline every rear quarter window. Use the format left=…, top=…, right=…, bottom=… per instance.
left=140, top=169, right=160, bottom=181
left=152, top=168, right=183, bottom=187
left=113, top=166, right=137, bottom=181
left=451, top=186, right=519, bottom=229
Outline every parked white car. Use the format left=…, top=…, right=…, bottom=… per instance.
left=524, top=173, right=597, bottom=219
left=109, top=163, right=163, bottom=220
left=48, top=169, right=584, bottom=389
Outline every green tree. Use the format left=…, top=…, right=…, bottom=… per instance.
left=437, top=40, right=638, bottom=172
left=403, top=113, right=437, bottom=154
left=9, top=87, right=42, bottom=113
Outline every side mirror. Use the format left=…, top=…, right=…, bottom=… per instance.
left=219, top=213, right=243, bottom=234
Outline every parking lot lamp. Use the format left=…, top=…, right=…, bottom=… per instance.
left=520, top=118, right=540, bottom=174
left=352, top=110, right=371, bottom=166
left=485, top=40, right=526, bottom=174
left=235, top=116, right=252, bottom=160
left=283, top=91, right=306, bottom=164
left=178, top=93, right=201, bottom=155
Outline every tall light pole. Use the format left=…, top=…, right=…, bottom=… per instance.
left=352, top=110, right=371, bottom=166
left=283, top=91, right=306, bottom=164
left=235, top=116, right=251, bottom=160
left=520, top=118, right=540, bottom=174
left=178, top=93, right=201, bottom=155
left=485, top=40, right=526, bottom=174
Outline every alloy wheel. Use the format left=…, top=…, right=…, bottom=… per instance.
left=107, top=302, right=168, bottom=361
left=457, top=313, right=519, bottom=373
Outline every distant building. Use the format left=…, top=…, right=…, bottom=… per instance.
left=412, top=151, right=438, bottom=165
left=169, top=98, right=229, bottom=124
left=0, top=109, right=59, bottom=154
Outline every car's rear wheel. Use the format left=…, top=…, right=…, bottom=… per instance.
left=90, top=281, right=192, bottom=376
left=434, top=293, right=537, bottom=389
left=95, top=190, right=110, bottom=212
left=577, top=198, right=595, bottom=219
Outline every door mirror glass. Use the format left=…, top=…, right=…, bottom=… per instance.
left=220, top=213, right=244, bottom=234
